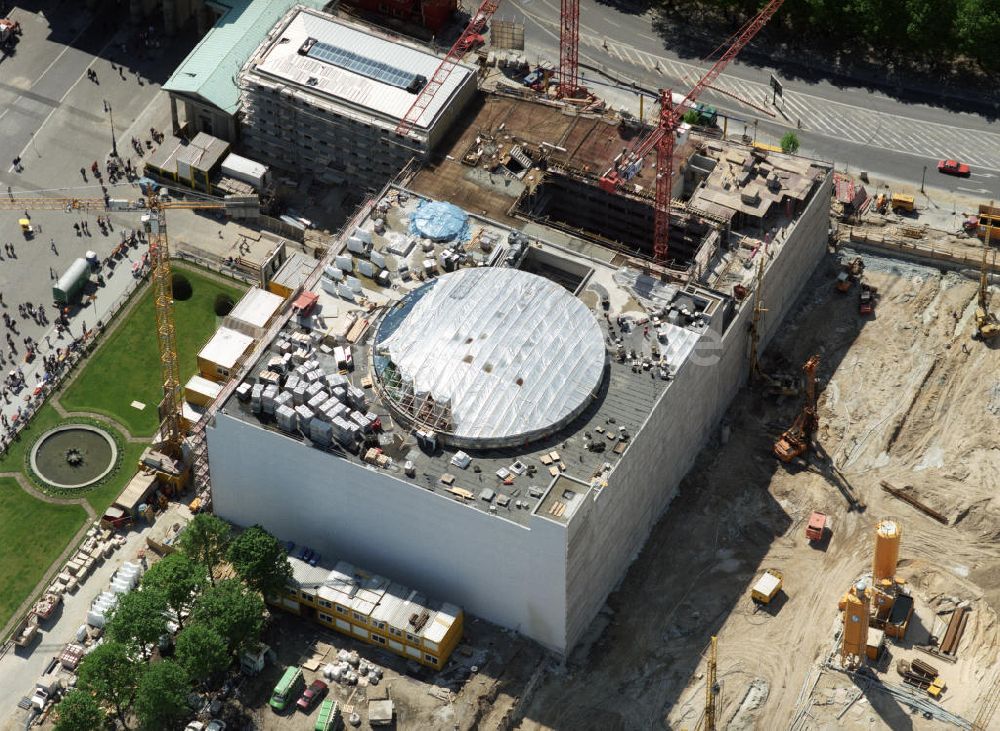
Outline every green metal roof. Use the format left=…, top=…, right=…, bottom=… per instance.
left=164, top=0, right=327, bottom=115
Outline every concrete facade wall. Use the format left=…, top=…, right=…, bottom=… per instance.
left=562, top=170, right=833, bottom=648
left=208, top=414, right=570, bottom=650
left=238, top=72, right=477, bottom=189
left=207, top=170, right=831, bottom=654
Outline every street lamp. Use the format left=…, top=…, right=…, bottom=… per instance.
left=108, top=103, right=118, bottom=158
left=921, top=165, right=926, bottom=194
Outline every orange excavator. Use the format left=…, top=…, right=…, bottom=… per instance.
left=773, top=355, right=820, bottom=463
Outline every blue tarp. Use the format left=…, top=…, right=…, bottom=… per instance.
left=409, top=200, right=470, bottom=242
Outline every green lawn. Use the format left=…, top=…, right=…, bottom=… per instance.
left=0, top=403, right=61, bottom=474
left=0, top=477, right=88, bottom=631
left=61, top=266, right=246, bottom=436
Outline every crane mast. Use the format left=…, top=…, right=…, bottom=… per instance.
left=147, top=204, right=184, bottom=457
left=600, top=0, right=784, bottom=264
left=558, top=0, right=580, bottom=97
left=396, top=0, right=500, bottom=138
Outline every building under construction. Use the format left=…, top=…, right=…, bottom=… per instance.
left=238, top=7, right=478, bottom=188
left=204, top=89, right=832, bottom=652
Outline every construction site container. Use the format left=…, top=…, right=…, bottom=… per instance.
left=52, top=258, right=91, bottom=305
left=890, top=194, right=914, bottom=212
left=221, top=153, right=270, bottom=191
left=751, top=570, right=782, bottom=604
left=805, top=512, right=827, bottom=542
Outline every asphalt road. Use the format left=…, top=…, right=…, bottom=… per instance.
left=501, top=0, right=1000, bottom=198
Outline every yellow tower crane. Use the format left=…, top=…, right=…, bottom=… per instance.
left=704, top=635, right=719, bottom=731
left=679, top=635, right=720, bottom=731
left=974, top=221, right=999, bottom=342
left=0, top=195, right=226, bottom=457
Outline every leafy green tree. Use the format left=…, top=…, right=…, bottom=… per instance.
left=954, top=0, right=1000, bottom=68
left=905, top=0, right=955, bottom=50
left=141, top=553, right=205, bottom=629
left=780, top=131, right=800, bottom=154
left=194, top=579, right=265, bottom=654
left=175, top=623, right=231, bottom=680
left=106, top=588, right=169, bottom=659
left=178, top=514, right=231, bottom=586
left=226, top=524, right=293, bottom=598
left=77, top=641, right=145, bottom=728
left=682, top=109, right=701, bottom=125
left=53, top=690, right=106, bottom=731
left=134, top=661, right=189, bottom=731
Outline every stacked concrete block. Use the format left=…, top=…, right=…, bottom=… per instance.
left=276, top=404, right=297, bottom=432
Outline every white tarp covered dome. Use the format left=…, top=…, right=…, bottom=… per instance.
left=374, top=268, right=606, bottom=448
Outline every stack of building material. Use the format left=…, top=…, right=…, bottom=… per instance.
left=276, top=405, right=297, bottom=432
left=310, top=419, right=333, bottom=446
left=940, top=605, right=969, bottom=656
left=87, top=592, right=118, bottom=627
left=262, top=385, right=279, bottom=415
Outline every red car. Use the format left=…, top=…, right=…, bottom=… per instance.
left=937, top=159, right=970, bottom=176
left=296, top=679, right=328, bottom=712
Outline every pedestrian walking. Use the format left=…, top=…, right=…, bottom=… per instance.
left=50, top=239, right=57, bottom=255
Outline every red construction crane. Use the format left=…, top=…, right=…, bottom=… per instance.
left=396, top=0, right=500, bottom=138
left=599, top=0, right=784, bottom=264
left=558, top=0, right=580, bottom=97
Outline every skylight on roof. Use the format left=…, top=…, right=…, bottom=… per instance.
left=299, top=37, right=427, bottom=94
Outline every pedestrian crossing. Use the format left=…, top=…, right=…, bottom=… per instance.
left=568, top=27, right=1000, bottom=172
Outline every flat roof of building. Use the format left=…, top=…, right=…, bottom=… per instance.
left=227, top=287, right=285, bottom=330
left=287, top=555, right=461, bottom=642
left=199, top=327, right=255, bottom=369
left=271, top=251, right=315, bottom=292
left=247, top=7, right=473, bottom=131
left=220, top=188, right=726, bottom=526
left=185, top=374, right=223, bottom=399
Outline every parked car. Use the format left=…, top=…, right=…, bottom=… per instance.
left=297, top=679, right=329, bottom=712
left=937, top=159, right=971, bottom=176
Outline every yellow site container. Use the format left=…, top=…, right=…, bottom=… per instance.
left=891, top=194, right=914, bottom=212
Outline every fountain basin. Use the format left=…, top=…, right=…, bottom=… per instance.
left=30, top=425, right=118, bottom=489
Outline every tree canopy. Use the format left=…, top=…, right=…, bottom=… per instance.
left=134, top=661, right=190, bottom=731
left=53, top=690, right=106, bottom=731
left=178, top=514, right=231, bottom=585
left=77, top=641, right=145, bottom=728
left=780, top=131, right=800, bottom=153
left=106, top=588, right=169, bottom=659
left=175, top=622, right=231, bottom=680
left=226, top=524, right=293, bottom=598
left=194, top=579, right=265, bottom=654
left=671, top=0, right=1000, bottom=71
left=141, top=552, right=205, bottom=629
